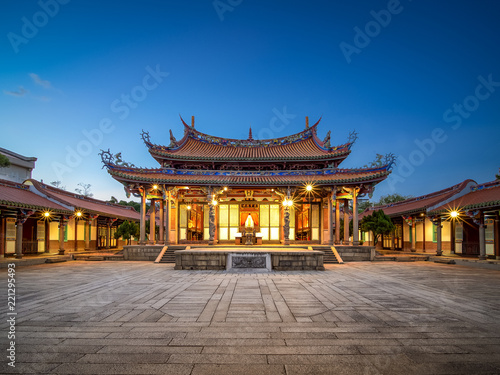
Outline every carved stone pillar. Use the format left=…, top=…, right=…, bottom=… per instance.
left=283, top=207, right=290, bottom=246
left=59, top=215, right=67, bottom=255
left=436, top=217, right=442, bottom=256
left=208, top=203, right=215, bottom=246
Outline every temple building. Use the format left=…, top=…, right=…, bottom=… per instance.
left=101, top=116, right=395, bottom=246
left=361, top=179, right=500, bottom=259
left=0, top=148, right=141, bottom=258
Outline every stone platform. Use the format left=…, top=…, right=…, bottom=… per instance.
left=2, top=261, right=500, bottom=374
left=174, top=248, right=325, bottom=271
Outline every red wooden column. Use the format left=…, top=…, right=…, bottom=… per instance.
left=411, top=218, right=416, bottom=252
left=159, top=199, right=164, bottom=243
left=422, top=216, right=426, bottom=252
left=44, top=219, right=50, bottom=253
left=0, top=217, right=4, bottom=257
left=328, top=192, right=334, bottom=245
left=479, top=211, right=486, bottom=260
left=343, top=200, right=349, bottom=245
left=335, top=199, right=340, bottom=245
left=352, top=188, right=359, bottom=246
left=494, top=212, right=500, bottom=260
left=139, top=187, right=146, bottom=245
left=149, top=199, right=156, bottom=244
left=164, top=190, right=171, bottom=245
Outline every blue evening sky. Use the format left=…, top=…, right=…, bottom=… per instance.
left=1, top=0, right=499, bottom=201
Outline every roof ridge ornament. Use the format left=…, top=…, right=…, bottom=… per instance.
left=323, top=130, right=331, bottom=148
left=141, top=129, right=152, bottom=145
left=114, top=152, right=136, bottom=168
left=169, top=129, right=178, bottom=148
left=248, top=126, right=253, bottom=141
left=99, top=149, right=114, bottom=168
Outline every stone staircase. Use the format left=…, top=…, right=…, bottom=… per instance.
left=311, top=246, right=339, bottom=264
left=158, top=246, right=187, bottom=263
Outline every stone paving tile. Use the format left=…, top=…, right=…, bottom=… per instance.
left=1, top=261, right=500, bottom=374
left=191, top=364, right=286, bottom=375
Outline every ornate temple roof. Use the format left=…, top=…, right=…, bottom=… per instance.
left=141, top=116, right=355, bottom=166
left=101, top=115, right=394, bottom=193
left=103, top=164, right=392, bottom=188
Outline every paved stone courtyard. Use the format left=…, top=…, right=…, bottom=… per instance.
left=1, top=261, right=500, bottom=374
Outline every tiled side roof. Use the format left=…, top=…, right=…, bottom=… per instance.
left=107, top=166, right=391, bottom=187
left=28, top=180, right=140, bottom=221
left=360, top=179, right=476, bottom=218
left=429, top=180, right=500, bottom=213
left=0, top=179, right=71, bottom=213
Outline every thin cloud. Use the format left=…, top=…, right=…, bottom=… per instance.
left=29, top=73, right=51, bottom=89
left=3, top=86, right=29, bottom=97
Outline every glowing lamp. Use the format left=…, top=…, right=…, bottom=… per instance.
left=153, top=185, right=159, bottom=190
left=306, top=184, right=313, bottom=192
left=44, top=212, right=50, bottom=218
left=450, top=211, right=459, bottom=218
left=212, top=199, right=218, bottom=206
left=76, top=211, right=82, bottom=217
left=224, top=187, right=228, bottom=191
left=187, top=205, right=191, bottom=210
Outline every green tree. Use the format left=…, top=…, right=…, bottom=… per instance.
left=50, top=180, right=66, bottom=190
left=360, top=209, right=394, bottom=245
left=114, top=220, right=140, bottom=245
left=75, top=182, right=93, bottom=197
left=377, top=193, right=412, bottom=205
left=0, top=154, right=10, bottom=168
left=108, top=197, right=143, bottom=213
left=338, top=218, right=353, bottom=242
